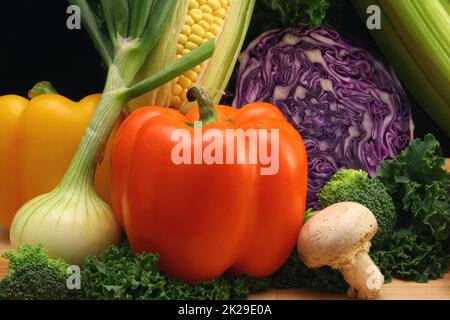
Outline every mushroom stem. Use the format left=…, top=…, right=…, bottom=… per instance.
left=339, top=251, right=384, bottom=299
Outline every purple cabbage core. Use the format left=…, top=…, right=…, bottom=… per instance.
left=232, top=25, right=413, bottom=209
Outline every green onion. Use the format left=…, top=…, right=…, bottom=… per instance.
left=10, top=0, right=215, bottom=265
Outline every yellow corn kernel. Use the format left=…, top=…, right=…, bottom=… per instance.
left=178, top=76, right=193, bottom=89
left=214, top=8, right=227, bottom=19
left=203, top=13, right=214, bottom=24
left=176, top=54, right=182, bottom=59
left=207, top=0, right=222, bottom=11
left=185, top=15, right=195, bottom=26
left=209, top=23, right=220, bottom=35
left=189, top=34, right=204, bottom=46
left=173, top=84, right=183, bottom=96
left=221, top=0, right=230, bottom=7
left=177, top=44, right=184, bottom=55
left=198, top=20, right=210, bottom=31
left=198, top=0, right=207, bottom=4
left=193, top=65, right=202, bottom=73
left=206, top=32, right=215, bottom=40
left=171, top=96, right=182, bottom=107
left=185, top=70, right=198, bottom=82
left=213, top=16, right=223, bottom=25
left=189, top=9, right=203, bottom=22
left=182, top=48, right=191, bottom=56
left=200, top=5, right=213, bottom=14
left=188, top=0, right=199, bottom=10
left=191, top=24, right=206, bottom=38
left=181, top=25, right=191, bottom=35
left=185, top=41, right=198, bottom=51
left=178, top=34, right=188, bottom=45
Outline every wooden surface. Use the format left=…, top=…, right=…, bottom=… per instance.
left=249, top=275, right=450, bottom=300
left=0, top=229, right=449, bottom=300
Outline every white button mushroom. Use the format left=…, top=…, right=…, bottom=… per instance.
left=297, top=202, right=384, bottom=299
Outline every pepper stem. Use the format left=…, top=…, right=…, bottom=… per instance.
left=187, top=86, right=218, bottom=126
left=28, top=81, right=58, bottom=98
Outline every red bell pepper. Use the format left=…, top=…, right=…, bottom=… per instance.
left=111, top=87, right=307, bottom=282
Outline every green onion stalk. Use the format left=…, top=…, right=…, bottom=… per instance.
left=10, top=0, right=215, bottom=265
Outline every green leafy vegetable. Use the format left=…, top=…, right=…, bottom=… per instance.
left=370, top=230, right=449, bottom=283
left=249, top=0, right=347, bottom=40
left=269, top=252, right=348, bottom=294
left=80, top=241, right=269, bottom=300
left=0, top=245, right=74, bottom=300
left=260, top=0, right=331, bottom=28
left=318, top=169, right=396, bottom=249
left=374, top=134, right=450, bottom=281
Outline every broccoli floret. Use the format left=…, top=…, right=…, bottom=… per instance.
left=0, top=245, right=75, bottom=300
left=318, top=169, right=396, bottom=249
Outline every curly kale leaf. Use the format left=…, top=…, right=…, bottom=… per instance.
left=80, top=241, right=268, bottom=300
left=375, top=134, right=450, bottom=281
left=378, top=134, right=450, bottom=243
left=269, top=252, right=348, bottom=294
left=378, top=134, right=448, bottom=190
left=260, top=0, right=331, bottom=28
left=371, top=230, right=450, bottom=283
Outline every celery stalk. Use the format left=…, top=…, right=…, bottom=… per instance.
left=381, top=0, right=450, bottom=102
left=352, top=0, right=450, bottom=137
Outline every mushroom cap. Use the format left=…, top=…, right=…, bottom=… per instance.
left=297, top=202, right=378, bottom=268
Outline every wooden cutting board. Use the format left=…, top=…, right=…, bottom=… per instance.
left=1, top=159, right=449, bottom=299
left=0, top=229, right=449, bottom=300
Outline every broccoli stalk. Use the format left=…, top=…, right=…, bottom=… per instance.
left=318, top=169, right=396, bottom=249
left=0, top=245, right=75, bottom=300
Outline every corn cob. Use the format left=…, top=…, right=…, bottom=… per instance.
left=171, top=0, right=232, bottom=109
left=128, top=0, right=256, bottom=114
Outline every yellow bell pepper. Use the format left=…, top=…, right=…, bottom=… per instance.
left=0, top=84, right=120, bottom=229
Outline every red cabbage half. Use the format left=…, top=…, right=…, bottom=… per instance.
left=232, top=25, right=413, bottom=209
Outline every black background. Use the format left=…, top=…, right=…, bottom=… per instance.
left=0, top=1, right=105, bottom=99
left=0, top=299, right=444, bottom=318
left=0, top=0, right=448, bottom=154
